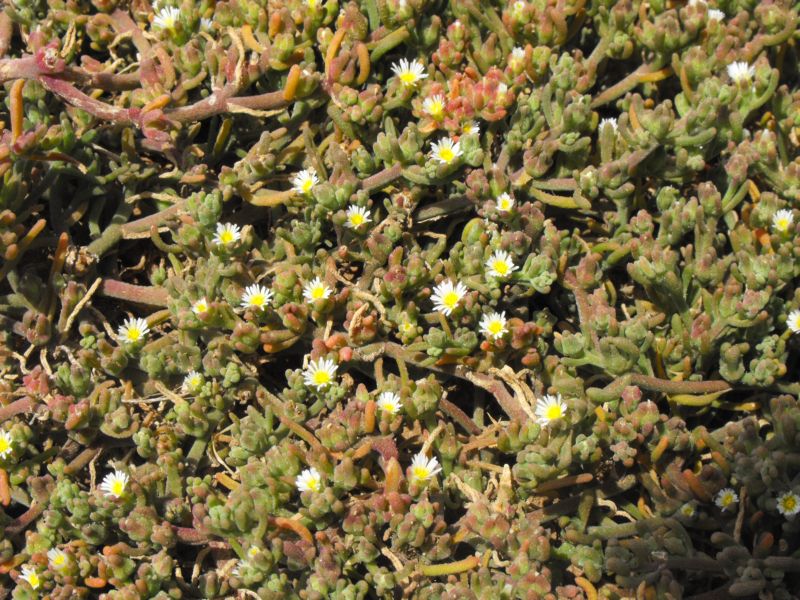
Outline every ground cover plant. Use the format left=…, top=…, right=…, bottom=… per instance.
left=2, top=0, right=800, bottom=597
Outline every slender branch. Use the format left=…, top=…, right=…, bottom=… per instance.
left=98, top=279, right=169, bottom=307
left=0, top=397, right=33, bottom=421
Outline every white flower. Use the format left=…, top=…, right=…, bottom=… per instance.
left=509, top=47, right=525, bottom=67
left=212, top=222, right=241, bottom=246
left=600, top=117, right=618, bottom=131
left=246, top=546, right=261, bottom=559
left=422, top=95, right=446, bottom=119
left=429, top=137, right=462, bottom=164
left=0, top=431, right=12, bottom=459
left=303, top=277, right=332, bottom=302
left=291, top=168, right=319, bottom=196
left=431, top=279, right=468, bottom=316
left=117, top=317, right=149, bottom=344
left=772, top=209, right=794, bottom=233
left=727, top=61, right=755, bottom=84
left=192, top=297, right=209, bottom=315
left=296, top=467, right=322, bottom=492
left=485, top=250, right=518, bottom=279
left=153, top=6, right=180, bottom=30
left=303, top=356, right=338, bottom=389
left=777, top=491, right=800, bottom=517
left=399, top=321, right=416, bottom=335
left=391, top=58, right=427, bottom=87
left=48, top=548, right=69, bottom=571
left=241, top=284, right=273, bottom=310
left=20, top=565, right=40, bottom=590
left=715, top=487, right=738, bottom=510
left=496, top=192, right=515, bottom=212
left=511, top=0, right=526, bottom=19
left=535, top=394, right=568, bottom=424
left=708, top=9, right=724, bottom=20
left=182, top=371, right=204, bottom=393
left=100, top=469, right=129, bottom=498
left=199, top=17, right=214, bottom=30
left=788, top=309, right=800, bottom=333
left=461, top=121, right=480, bottom=136
left=345, top=205, right=372, bottom=229
left=409, top=452, right=442, bottom=483
left=479, top=311, right=508, bottom=340
left=679, top=503, right=696, bottom=518
left=377, top=392, right=402, bottom=415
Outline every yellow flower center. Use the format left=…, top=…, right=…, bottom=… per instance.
left=194, top=301, right=207, bottom=312
left=412, top=466, right=430, bottom=481
left=189, top=376, right=201, bottom=388
left=308, top=0, right=317, bottom=8
left=721, top=494, right=733, bottom=507
left=350, top=214, right=364, bottom=226
left=250, top=294, right=265, bottom=307
left=783, top=496, right=797, bottom=511
left=487, top=320, right=504, bottom=335
left=438, top=147, right=454, bottom=162
left=52, top=554, right=65, bottom=567
left=462, top=123, right=473, bottom=134
left=302, top=178, right=314, bottom=193
left=776, top=217, right=790, bottom=231
left=442, top=291, right=459, bottom=308
left=126, top=328, right=142, bottom=341
left=111, top=480, right=125, bottom=496
left=311, top=285, right=326, bottom=300
left=545, top=404, right=563, bottom=421
left=27, top=573, right=40, bottom=588
left=306, top=476, right=321, bottom=491
left=794, top=316, right=800, bottom=329
left=492, top=260, right=509, bottom=275
left=681, top=505, right=694, bottom=516
left=248, top=547, right=260, bottom=558
left=399, top=72, right=417, bottom=85
left=219, top=231, right=234, bottom=244
left=0, top=438, right=9, bottom=454
left=428, top=101, right=443, bottom=116
left=313, top=370, right=331, bottom=386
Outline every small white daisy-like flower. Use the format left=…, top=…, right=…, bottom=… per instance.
left=48, top=548, right=69, bottom=571
left=100, top=469, right=129, bottom=499
left=117, top=317, right=150, bottom=344
left=391, top=58, right=427, bottom=87
left=535, top=394, right=568, bottom=424
left=431, top=279, right=469, bottom=316
left=192, top=297, right=209, bottom=315
left=152, top=6, right=180, bottom=30
left=20, top=565, right=40, bottom=590
left=429, top=137, right=463, bottom=165
left=772, top=209, right=794, bottom=233
left=727, top=61, right=755, bottom=84
left=409, top=452, right=442, bottom=483
left=600, top=117, right=618, bottom=131
left=291, top=168, right=319, bottom=196
left=240, top=284, right=273, bottom=310
left=422, top=95, right=446, bottom=119
left=485, top=250, right=518, bottom=279
left=509, top=47, right=525, bottom=67
left=511, top=0, right=526, bottom=19
left=303, top=356, right=338, bottom=389
left=461, top=120, right=480, bottom=136
left=496, top=192, right=515, bottom=212
left=199, top=17, right=214, bottom=30
left=679, top=503, right=696, bottom=518
left=708, top=8, right=724, bottom=20
left=345, top=205, right=372, bottom=229
left=0, top=431, right=12, bottom=459
left=714, top=487, right=739, bottom=511
left=296, top=467, right=322, bottom=492
left=182, top=370, right=204, bottom=393
left=212, top=222, right=241, bottom=246
left=246, top=546, right=261, bottom=559
left=777, top=491, right=800, bottom=517
left=479, top=311, right=508, bottom=340
left=377, top=391, right=402, bottom=415
left=787, top=309, right=800, bottom=333
left=303, top=277, right=332, bottom=302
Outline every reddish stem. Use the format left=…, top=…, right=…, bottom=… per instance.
left=98, top=279, right=169, bottom=307
left=0, top=397, right=33, bottom=420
